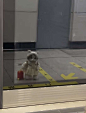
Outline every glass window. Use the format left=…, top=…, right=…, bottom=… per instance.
left=2, top=0, right=86, bottom=108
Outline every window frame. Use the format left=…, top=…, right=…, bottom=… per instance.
left=0, top=0, right=3, bottom=109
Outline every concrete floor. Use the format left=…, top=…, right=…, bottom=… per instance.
left=1, top=101, right=86, bottom=113
left=34, top=107, right=85, bottom=113
left=3, top=49, right=86, bottom=87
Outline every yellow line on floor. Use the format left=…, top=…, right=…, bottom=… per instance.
left=3, top=67, right=78, bottom=90
left=3, top=81, right=78, bottom=90
left=39, top=67, right=57, bottom=83
left=39, top=67, right=78, bottom=85
left=70, top=62, right=86, bottom=73
left=3, top=84, right=51, bottom=90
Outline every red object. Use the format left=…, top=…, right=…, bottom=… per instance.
left=17, top=70, right=24, bottom=80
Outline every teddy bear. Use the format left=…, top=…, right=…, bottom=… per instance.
left=20, top=50, right=40, bottom=80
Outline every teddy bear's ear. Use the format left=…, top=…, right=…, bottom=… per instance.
left=28, top=50, right=31, bottom=53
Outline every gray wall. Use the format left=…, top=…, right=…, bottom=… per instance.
left=15, top=0, right=38, bottom=43
left=4, top=0, right=86, bottom=45
left=37, top=0, right=71, bottom=49
left=3, top=0, right=38, bottom=43
left=70, top=0, right=86, bottom=41
left=3, top=0, right=15, bottom=42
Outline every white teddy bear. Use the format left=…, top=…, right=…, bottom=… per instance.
left=21, top=50, right=40, bottom=80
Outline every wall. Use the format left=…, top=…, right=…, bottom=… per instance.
left=3, top=0, right=15, bottom=43
left=4, top=0, right=86, bottom=49
left=3, top=0, right=38, bottom=49
left=70, top=0, right=86, bottom=42
left=37, top=0, right=71, bottom=49
left=15, top=0, right=38, bottom=43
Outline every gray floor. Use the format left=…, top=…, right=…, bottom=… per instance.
left=31, top=107, right=85, bottom=113
left=3, top=49, right=86, bottom=87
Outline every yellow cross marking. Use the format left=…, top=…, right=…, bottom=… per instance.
left=61, top=73, right=78, bottom=80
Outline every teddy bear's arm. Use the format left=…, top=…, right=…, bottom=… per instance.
left=36, top=62, right=40, bottom=70
left=21, top=61, right=28, bottom=72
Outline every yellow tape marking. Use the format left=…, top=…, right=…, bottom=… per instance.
left=3, top=81, right=78, bottom=90
left=3, top=84, right=51, bottom=90
left=3, top=67, right=78, bottom=90
left=39, top=67, right=57, bottom=83
left=70, top=62, right=86, bottom=73
left=39, top=67, right=78, bottom=85
left=61, top=73, right=78, bottom=80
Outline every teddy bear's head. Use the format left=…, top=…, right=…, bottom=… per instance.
left=27, top=50, right=38, bottom=62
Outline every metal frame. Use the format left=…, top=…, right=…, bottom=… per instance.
left=0, top=0, right=3, bottom=109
